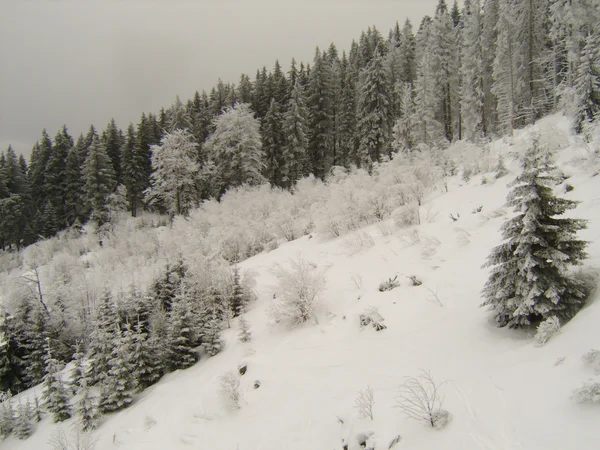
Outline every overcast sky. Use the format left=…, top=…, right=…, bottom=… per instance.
left=0, top=0, right=440, bottom=158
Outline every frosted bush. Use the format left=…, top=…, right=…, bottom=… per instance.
left=355, top=385, right=375, bottom=420
left=269, top=257, right=326, bottom=325
left=535, top=316, right=561, bottom=346
left=393, top=204, right=420, bottom=228
left=571, top=382, right=600, bottom=404
left=219, top=372, right=242, bottom=410
left=582, top=349, right=600, bottom=374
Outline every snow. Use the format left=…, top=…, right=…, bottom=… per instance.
left=4, top=114, right=600, bottom=449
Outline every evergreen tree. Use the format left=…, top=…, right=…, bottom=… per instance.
left=481, top=141, right=589, bottom=327
left=0, top=195, right=28, bottom=250
left=204, top=103, right=266, bottom=197
left=42, top=343, right=71, bottom=422
left=229, top=265, right=247, bottom=317
left=145, top=129, right=200, bottom=217
left=100, top=324, right=136, bottom=413
left=281, top=80, right=310, bottom=186
left=482, top=0, right=500, bottom=135
left=0, top=392, right=15, bottom=437
left=101, top=118, right=124, bottom=185
left=22, top=308, right=47, bottom=387
left=70, top=341, right=86, bottom=395
left=131, top=321, right=163, bottom=390
left=262, top=98, right=286, bottom=186
left=13, top=400, right=33, bottom=440
left=4, top=146, right=28, bottom=195
left=64, top=135, right=87, bottom=226
left=574, top=31, right=600, bottom=130
left=166, top=289, right=198, bottom=370
left=307, top=47, right=335, bottom=178
left=45, top=126, right=73, bottom=227
left=77, top=380, right=100, bottom=432
left=28, top=130, right=52, bottom=210
left=460, top=0, right=485, bottom=141
left=83, top=136, right=117, bottom=226
left=357, top=46, right=392, bottom=167
left=492, top=0, right=521, bottom=135
left=238, top=316, right=251, bottom=343
left=414, top=52, right=443, bottom=144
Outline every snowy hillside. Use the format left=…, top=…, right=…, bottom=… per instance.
left=2, top=115, right=600, bottom=449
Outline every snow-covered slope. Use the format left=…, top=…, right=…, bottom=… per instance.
left=5, top=115, right=600, bottom=450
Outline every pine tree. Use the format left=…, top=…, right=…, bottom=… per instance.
left=13, top=400, right=33, bottom=440
left=460, top=0, right=485, bottom=141
left=28, top=130, right=52, bottom=211
left=281, top=80, right=310, bottom=186
left=238, top=316, right=251, bottom=343
left=3, top=146, right=28, bottom=195
left=481, top=141, right=589, bottom=328
left=166, top=289, right=198, bottom=370
left=22, top=307, right=47, bottom=387
left=83, top=135, right=117, bottom=227
left=262, top=98, right=286, bottom=187
left=100, top=324, right=136, bottom=413
left=145, top=129, right=200, bottom=217
left=64, top=135, right=88, bottom=226
left=45, top=126, right=73, bottom=227
left=101, top=118, right=124, bottom=185
left=492, top=0, right=521, bottom=135
left=204, top=103, right=266, bottom=197
left=0, top=391, right=15, bottom=437
left=307, top=47, right=335, bottom=178
left=229, top=265, right=247, bottom=317
left=70, top=341, right=86, bottom=395
left=43, top=343, right=72, bottom=422
left=574, top=31, right=600, bottom=130
left=131, top=321, right=163, bottom=389
left=77, top=380, right=100, bottom=432
left=357, top=46, right=392, bottom=167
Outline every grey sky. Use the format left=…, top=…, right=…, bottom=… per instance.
left=0, top=0, right=439, bottom=158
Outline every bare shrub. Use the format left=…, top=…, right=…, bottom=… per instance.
left=269, top=257, right=326, bottom=325
left=395, top=370, right=450, bottom=429
left=534, top=316, right=561, bottom=346
left=355, top=385, right=375, bottom=420
left=48, top=429, right=97, bottom=450
left=219, top=372, right=242, bottom=410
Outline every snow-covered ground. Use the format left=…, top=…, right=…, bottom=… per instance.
left=4, top=115, right=600, bottom=449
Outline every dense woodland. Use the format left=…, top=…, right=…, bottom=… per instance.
left=0, top=0, right=599, bottom=437
left=1, top=0, right=599, bottom=249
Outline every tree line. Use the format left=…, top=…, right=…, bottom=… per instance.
left=1, top=0, right=598, bottom=250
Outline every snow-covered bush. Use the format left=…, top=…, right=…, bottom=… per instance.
left=582, top=349, right=600, bottom=374
left=48, top=428, right=97, bottom=450
left=355, top=385, right=375, bottom=420
left=359, top=306, right=386, bottom=331
left=395, top=370, right=450, bottom=429
left=571, top=381, right=600, bottom=404
left=393, top=204, right=420, bottom=227
left=219, top=372, right=242, bottom=411
left=378, top=276, right=401, bottom=292
left=238, top=317, right=252, bottom=343
left=269, top=257, right=326, bottom=325
left=534, top=316, right=561, bottom=346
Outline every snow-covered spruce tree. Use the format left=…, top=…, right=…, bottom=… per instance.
left=574, top=31, right=600, bottom=131
left=357, top=46, right=392, bottom=168
left=481, top=141, right=589, bottom=328
left=281, top=79, right=310, bottom=187
left=100, top=324, right=137, bottom=413
left=43, top=343, right=72, bottom=423
left=131, top=320, right=164, bottom=390
left=69, top=341, right=86, bottom=395
left=460, top=0, right=485, bottom=141
left=166, top=289, right=199, bottom=370
left=144, top=129, right=200, bottom=217
left=77, top=380, right=101, bottom=432
left=238, top=316, right=251, bottom=343
left=0, top=391, right=15, bottom=437
left=13, top=400, right=33, bottom=440
left=82, top=135, right=117, bottom=227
